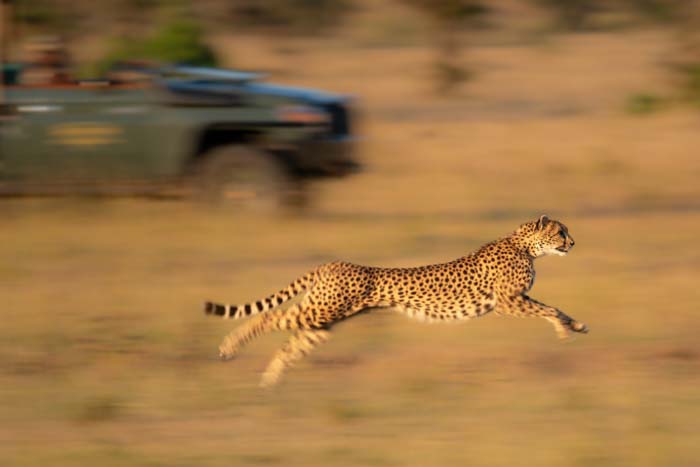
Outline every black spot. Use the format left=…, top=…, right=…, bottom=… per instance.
left=244, top=304, right=252, bottom=315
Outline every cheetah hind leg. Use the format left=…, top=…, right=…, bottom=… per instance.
left=545, top=311, right=589, bottom=339
left=218, top=308, right=290, bottom=360
left=260, top=329, right=331, bottom=388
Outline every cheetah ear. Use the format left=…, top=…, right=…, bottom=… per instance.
left=536, top=214, right=550, bottom=230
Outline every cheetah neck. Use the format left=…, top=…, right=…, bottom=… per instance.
left=505, top=234, right=539, bottom=259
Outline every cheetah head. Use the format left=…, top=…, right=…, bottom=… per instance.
left=513, top=215, right=575, bottom=258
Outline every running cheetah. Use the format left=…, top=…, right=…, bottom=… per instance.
left=205, top=215, right=588, bottom=387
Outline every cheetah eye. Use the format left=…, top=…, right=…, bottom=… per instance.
left=558, top=231, right=566, bottom=239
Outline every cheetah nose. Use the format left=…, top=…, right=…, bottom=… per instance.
left=570, top=238, right=575, bottom=247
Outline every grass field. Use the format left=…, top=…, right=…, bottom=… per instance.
left=2, top=22, right=700, bottom=467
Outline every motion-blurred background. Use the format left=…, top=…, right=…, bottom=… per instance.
left=2, top=1, right=700, bottom=466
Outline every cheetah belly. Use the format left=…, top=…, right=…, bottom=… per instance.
left=379, top=296, right=496, bottom=323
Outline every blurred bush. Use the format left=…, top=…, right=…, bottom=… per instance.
left=91, top=17, right=217, bottom=77
left=402, top=0, right=488, bottom=21
left=535, top=0, right=600, bottom=31
left=630, top=0, right=681, bottom=22
left=138, top=18, right=216, bottom=65
left=433, top=60, right=473, bottom=94
left=230, top=0, right=354, bottom=35
left=10, top=0, right=162, bottom=32
left=625, top=92, right=665, bottom=114
left=533, top=0, right=687, bottom=31
left=671, top=2, right=700, bottom=101
left=678, top=63, right=700, bottom=106
left=10, top=0, right=77, bottom=31
left=75, top=396, right=123, bottom=423
left=13, top=0, right=56, bottom=26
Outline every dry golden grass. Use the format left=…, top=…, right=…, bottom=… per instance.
left=2, top=21, right=700, bottom=467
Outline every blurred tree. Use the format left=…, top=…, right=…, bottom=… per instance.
left=402, top=0, right=488, bottom=94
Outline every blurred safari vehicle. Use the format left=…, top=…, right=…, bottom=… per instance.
left=0, top=37, right=357, bottom=203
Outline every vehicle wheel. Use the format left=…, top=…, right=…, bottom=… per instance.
left=189, top=145, right=292, bottom=210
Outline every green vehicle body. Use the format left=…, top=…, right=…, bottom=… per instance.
left=0, top=65, right=357, bottom=193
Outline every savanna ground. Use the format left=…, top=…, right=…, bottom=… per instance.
left=2, top=8, right=700, bottom=467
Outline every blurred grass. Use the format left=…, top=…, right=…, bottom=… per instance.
left=2, top=138, right=699, bottom=466
left=2, top=24, right=700, bottom=467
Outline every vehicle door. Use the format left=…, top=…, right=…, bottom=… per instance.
left=0, top=84, right=158, bottom=182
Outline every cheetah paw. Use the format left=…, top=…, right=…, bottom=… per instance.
left=218, top=344, right=238, bottom=361
left=259, top=373, right=280, bottom=389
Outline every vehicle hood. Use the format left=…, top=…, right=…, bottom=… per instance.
left=162, top=78, right=349, bottom=106
left=243, top=82, right=350, bottom=105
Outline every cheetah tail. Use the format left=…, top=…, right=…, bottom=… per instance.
left=203, top=271, right=315, bottom=319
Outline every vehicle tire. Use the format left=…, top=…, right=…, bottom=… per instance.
left=188, top=145, right=293, bottom=210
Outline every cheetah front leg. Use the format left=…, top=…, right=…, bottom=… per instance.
left=497, top=293, right=588, bottom=339
left=260, top=329, right=331, bottom=388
